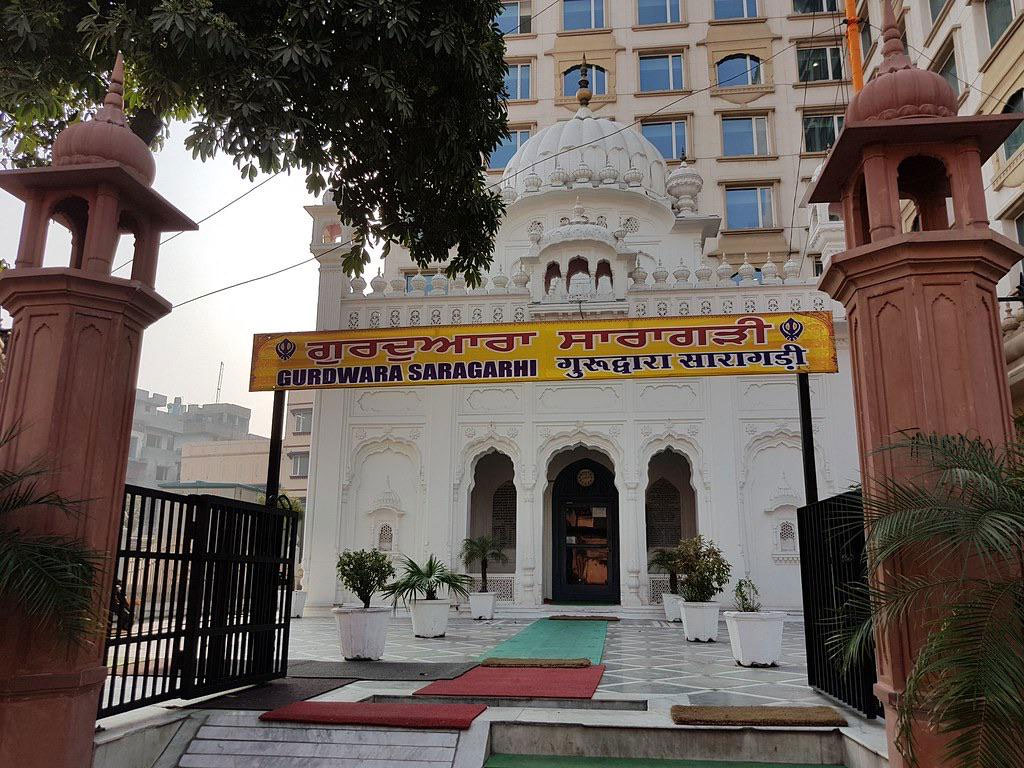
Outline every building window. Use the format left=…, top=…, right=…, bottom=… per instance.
left=504, top=63, right=531, bottom=100
left=492, top=481, right=516, bottom=548
left=404, top=270, right=452, bottom=295
left=497, top=1, right=532, bottom=35
left=155, top=466, right=169, bottom=482
left=638, top=0, right=682, bottom=24
left=639, top=54, right=685, bottom=92
left=488, top=128, right=531, bottom=170
left=803, top=113, right=844, bottom=152
left=642, top=120, right=688, bottom=160
left=290, top=452, right=310, bottom=478
left=716, top=54, right=762, bottom=87
left=563, top=65, right=608, bottom=96
left=726, top=186, right=775, bottom=229
left=1016, top=211, right=1024, bottom=244
left=929, top=0, right=949, bottom=21
left=146, top=433, right=160, bottom=448
left=859, top=4, right=873, bottom=52
left=797, top=46, right=844, bottom=82
left=985, top=0, right=1015, bottom=46
left=794, top=0, right=838, bottom=11
left=715, top=0, right=758, bottom=19
left=293, top=408, right=312, bottom=434
left=645, top=478, right=682, bottom=549
left=377, top=523, right=394, bottom=552
left=1004, top=91, right=1024, bottom=159
left=563, top=0, right=604, bottom=30
left=813, top=255, right=824, bottom=276
left=937, top=49, right=959, bottom=98
left=722, top=115, right=769, bottom=156
left=779, top=520, right=797, bottom=553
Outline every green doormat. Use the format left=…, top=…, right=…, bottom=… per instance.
left=486, top=756, right=845, bottom=768
left=481, top=618, right=608, bottom=664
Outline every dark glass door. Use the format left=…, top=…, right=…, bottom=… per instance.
left=552, top=459, right=619, bottom=603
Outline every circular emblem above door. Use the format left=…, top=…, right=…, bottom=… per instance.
left=577, top=468, right=595, bottom=487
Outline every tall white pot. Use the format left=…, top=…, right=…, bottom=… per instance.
left=679, top=601, right=720, bottom=642
left=290, top=590, right=308, bottom=618
left=410, top=599, right=451, bottom=637
left=724, top=611, right=786, bottom=667
left=332, top=606, right=390, bottom=660
left=661, top=593, right=681, bottom=622
left=469, top=592, right=496, bottom=620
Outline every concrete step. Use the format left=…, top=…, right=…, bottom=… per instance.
left=179, top=711, right=461, bottom=767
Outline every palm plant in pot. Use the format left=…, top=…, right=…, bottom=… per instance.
left=677, top=535, right=731, bottom=642
left=333, top=549, right=395, bottom=660
left=649, top=546, right=684, bottom=622
left=724, top=578, right=786, bottom=666
left=383, top=554, right=472, bottom=637
left=460, top=535, right=508, bottom=620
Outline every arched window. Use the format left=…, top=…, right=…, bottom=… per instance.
left=779, top=520, right=796, bottom=553
left=377, top=523, right=393, bottom=552
left=544, top=262, right=562, bottom=294
left=1003, top=90, right=1024, bottom=160
left=716, top=54, right=762, bottom=87
left=645, top=478, right=682, bottom=549
left=595, top=260, right=613, bottom=287
left=567, top=256, right=590, bottom=283
left=492, top=481, right=516, bottom=548
left=563, top=65, right=608, bottom=97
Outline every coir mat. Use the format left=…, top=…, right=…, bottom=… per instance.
left=415, top=665, right=605, bottom=699
left=259, top=700, right=486, bottom=730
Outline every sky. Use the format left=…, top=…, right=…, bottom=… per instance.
left=0, top=122, right=380, bottom=435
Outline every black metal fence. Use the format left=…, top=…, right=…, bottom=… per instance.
left=100, top=485, right=299, bottom=717
left=797, top=490, right=884, bottom=719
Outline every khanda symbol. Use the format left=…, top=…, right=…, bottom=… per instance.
left=275, top=338, right=297, bottom=361
left=779, top=317, right=804, bottom=342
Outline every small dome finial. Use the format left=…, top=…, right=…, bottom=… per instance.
left=576, top=53, right=592, bottom=108
left=104, top=52, right=126, bottom=114
left=878, top=0, right=912, bottom=75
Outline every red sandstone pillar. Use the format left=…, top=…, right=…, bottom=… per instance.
left=0, top=55, right=194, bottom=767
left=809, top=6, right=1024, bottom=764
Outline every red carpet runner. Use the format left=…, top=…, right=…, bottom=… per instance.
left=415, top=664, right=605, bottom=699
left=259, top=701, right=486, bottom=729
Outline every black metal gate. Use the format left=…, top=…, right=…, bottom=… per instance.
left=100, top=485, right=299, bottom=717
left=797, top=490, right=884, bottom=719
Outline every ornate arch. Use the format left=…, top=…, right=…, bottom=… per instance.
left=344, top=434, right=422, bottom=490
left=737, top=426, right=831, bottom=495
left=536, top=425, right=624, bottom=490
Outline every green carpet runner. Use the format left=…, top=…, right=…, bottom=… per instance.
left=485, top=757, right=845, bottom=768
left=482, top=618, right=608, bottom=665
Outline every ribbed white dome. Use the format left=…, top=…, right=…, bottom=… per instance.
left=499, top=106, right=669, bottom=201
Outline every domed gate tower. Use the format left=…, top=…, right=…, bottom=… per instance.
left=809, top=3, right=1024, bottom=764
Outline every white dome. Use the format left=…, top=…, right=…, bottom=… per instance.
left=500, top=106, right=669, bottom=201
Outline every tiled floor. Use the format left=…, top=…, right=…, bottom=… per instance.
left=288, top=616, right=826, bottom=707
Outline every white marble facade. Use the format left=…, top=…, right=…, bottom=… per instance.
left=299, top=102, right=860, bottom=614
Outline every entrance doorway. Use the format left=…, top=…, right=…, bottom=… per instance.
left=551, top=458, right=619, bottom=603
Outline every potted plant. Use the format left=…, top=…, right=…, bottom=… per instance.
left=332, top=549, right=395, bottom=660
left=677, top=535, right=732, bottom=642
left=724, top=578, right=786, bottom=666
left=460, top=535, right=508, bottom=620
left=382, top=554, right=472, bottom=637
left=649, top=547, right=683, bottom=622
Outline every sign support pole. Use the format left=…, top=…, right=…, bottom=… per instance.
left=797, top=372, right=819, bottom=505
left=266, top=389, right=285, bottom=505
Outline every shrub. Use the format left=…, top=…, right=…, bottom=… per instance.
left=677, top=535, right=732, bottom=602
left=382, top=554, right=473, bottom=604
left=336, top=549, right=395, bottom=609
left=733, top=578, right=762, bottom=612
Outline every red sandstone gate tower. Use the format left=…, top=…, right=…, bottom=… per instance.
left=809, top=4, right=1024, bottom=765
left=0, top=56, right=194, bottom=767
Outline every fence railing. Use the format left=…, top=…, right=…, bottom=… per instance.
left=100, top=485, right=299, bottom=718
left=797, top=490, right=883, bottom=719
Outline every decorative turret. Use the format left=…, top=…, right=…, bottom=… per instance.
left=52, top=53, right=157, bottom=185
left=370, top=270, right=387, bottom=295
left=666, top=160, right=703, bottom=216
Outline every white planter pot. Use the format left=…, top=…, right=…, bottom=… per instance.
left=332, top=606, right=390, bottom=660
left=290, top=590, right=307, bottom=618
left=410, top=599, right=451, bottom=637
left=679, top=601, right=720, bottom=642
left=724, top=611, right=786, bottom=667
left=661, top=593, right=681, bottom=622
left=469, top=592, right=497, bottom=620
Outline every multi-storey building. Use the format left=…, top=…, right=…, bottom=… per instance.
left=126, top=389, right=256, bottom=488
left=492, top=0, right=853, bottom=275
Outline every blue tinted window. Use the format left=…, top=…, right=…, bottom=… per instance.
left=716, top=54, right=761, bottom=87
left=638, top=0, right=681, bottom=24
left=496, top=3, right=520, bottom=34
left=641, top=121, right=687, bottom=160
left=489, top=129, right=531, bottom=169
left=715, top=0, right=757, bottom=19
left=564, top=0, right=603, bottom=30
left=563, top=65, right=608, bottom=96
left=639, top=54, right=684, bottom=91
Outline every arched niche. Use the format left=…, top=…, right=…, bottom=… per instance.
left=467, top=450, right=516, bottom=574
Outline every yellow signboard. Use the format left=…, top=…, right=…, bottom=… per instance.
left=249, top=312, right=837, bottom=392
